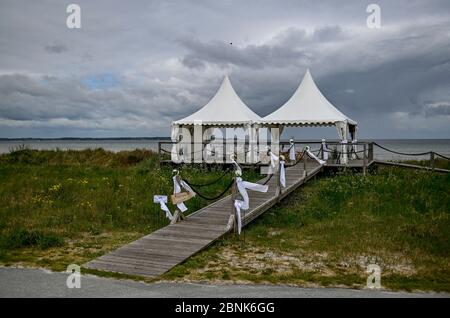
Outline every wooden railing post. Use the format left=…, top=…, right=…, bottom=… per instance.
left=158, top=141, right=162, bottom=166
left=303, top=151, right=307, bottom=177
left=368, top=142, right=374, bottom=162
left=230, top=177, right=237, bottom=234
left=275, top=162, right=281, bottom=199
left=223, top=140, right=227, bottom=165
left=430, top=152, right=435, bottom=172
left=363, top=143, right=367, bottom=176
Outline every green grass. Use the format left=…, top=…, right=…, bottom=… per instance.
left=404, top=158, right=450, bottom=170
left=0, top=147, right=258, bottom=271
left=163, top=167, right=450, bottom=292
left=1, top=148, right=449, bottom=292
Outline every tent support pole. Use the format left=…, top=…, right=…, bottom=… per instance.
left=430, top=152, right=435, bottom=172
left=363, top=143, right=367, bottom=176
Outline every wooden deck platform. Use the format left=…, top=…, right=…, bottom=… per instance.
left=85, top=161, right=324, bottom=278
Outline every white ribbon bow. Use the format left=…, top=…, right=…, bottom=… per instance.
left=230, top=157, right=242, bottom=175
left=280, top=160, right=286, bottom=188
left=173, top=176, right=195, bottom=212
left=234, top=177, right=269, bottom=235
left=268, top=151, right=279, bottom=175
left=153, top=195, right=173, bottom=221
left=351, top=139, right=358, bottom=159
left=269, top=152, right=285, bottom=188
left=321, top=141, right=329, bottom=161
left=289, top=143, right=296, bottom=161
left=306, top=147, right=326, bottom=165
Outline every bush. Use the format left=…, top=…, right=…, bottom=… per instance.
left=0, top=228, right=65, bottom=249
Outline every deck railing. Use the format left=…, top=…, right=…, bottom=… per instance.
left=158, top=140, right=375, bottom=168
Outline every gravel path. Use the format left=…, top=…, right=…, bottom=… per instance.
left=0, top=267, right=448, bottom=298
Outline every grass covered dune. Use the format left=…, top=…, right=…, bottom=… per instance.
left=0, top=148, right=255, bottom=274
left=0, top=148, right=449, bottom=292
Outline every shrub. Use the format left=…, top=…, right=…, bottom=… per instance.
left=0, top=228, right=65, bottom=249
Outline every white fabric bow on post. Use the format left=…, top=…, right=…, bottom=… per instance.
left=153, top=195, right=173, bottom=221
left=289, top=142, right=296, bottom=161
left=269, top=151, right=285, bottom=188
left=306, top=146, right=326, bottom=165
left=172, top=175, right=195, bottom=212
left=351, top=139, right=358, bottom=160
left=268, top=151, right=279, bottom=175
left=279, top=160, right=286, bottom=188
left=321, top=139, right=329, bottom=161
left=341, top=139, right=348, bottom=164
left=230, top=154, right=242, bottom=175
left=234, top=177, right=268, bottom=235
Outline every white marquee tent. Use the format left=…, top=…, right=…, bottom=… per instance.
left=170, top=70, right=358, bottom=164
left=261, top=69, right=357, bottom=137
left=173, top=76, right=261, bottom=127
left=260, top=69, right=358, bottom=163
left=171, top=76, right=261, bottom=163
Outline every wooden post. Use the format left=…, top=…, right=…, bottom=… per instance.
left=227, top=177, right=237, bottom=234
left=363, top=143, right=367, bottom=176
left=223, top=138, right=227, bottom=165
left=171, top=175, right=187, bottom=224
left=303, top=151, right=307, bottom=177
left=275, top=162, right=281, bottom=200
left=430, top=152, right=435, bottom=172
left=368, top=142, right=374, bottom=162
left=158, top=141, right=162, bottom=167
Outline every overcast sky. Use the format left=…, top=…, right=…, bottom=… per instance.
left=0, top=0, right=449, bottom=138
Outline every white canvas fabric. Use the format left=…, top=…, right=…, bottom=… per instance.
left=279, top=160, right=286, bottom=188
left=289, top=142, right=296, bottom=161
left=261, top=69, right=357, bottom=126
left=351, top=139, right=358, bottom=160
left=234, top=177, right=269, bottom=234
left=340, top=140, right=348, bottom=164
left=173, top=76, right=261, bottom=126
left=153, top=195, right=173, bottom=221
left=171, top=125, right=180, bottom=162
left=172, top=176, right=195, bottom=212
left=321, top=139, right=329, bottom=161
left=246, top=124, right=259, bottom=164
left=306, top=146, right=326, bottom=165
left=268, top=151, right=285, bottom=187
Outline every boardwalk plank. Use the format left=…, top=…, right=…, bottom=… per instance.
left=85, top=163, right=322, bottom=278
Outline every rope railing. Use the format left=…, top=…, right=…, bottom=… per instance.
left=372, top=142, right=431, bottom=156
left=288, top=149, right=308, bottom=167
left=164, top=144, right=256, bottom=161
left=434, top=152, right=450, bottom=160
left=182, top=177, right=234, bottom=201
left=373, top=142, right=450, bottom=161
left=162, top=141, right=449, bottom=164
left=262, top=173, right=273, bottom=185
left=183, top=169, right=231, bottom=187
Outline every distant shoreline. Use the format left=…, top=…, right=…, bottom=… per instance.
left=0, top=137, right=171, bottom=141
left=0, top=137, right=449, bottom=141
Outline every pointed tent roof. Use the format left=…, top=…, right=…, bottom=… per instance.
left=262, top=69, right=357, bottom=126
left=173, top=76, right=261, bottom=126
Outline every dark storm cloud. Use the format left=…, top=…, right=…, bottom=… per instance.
left=179, top=26, right=347, bottom=70
left=180, top=38, right=310, bottom=69
left=0, top=0, right=449, bottom=138
left=176, top=18, right=450, bottom=138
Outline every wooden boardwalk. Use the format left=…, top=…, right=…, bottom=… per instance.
left=85, top=160, right=324, bottom=278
